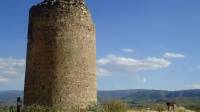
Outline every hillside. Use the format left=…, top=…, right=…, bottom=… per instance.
left=0, top=90, right=23, bottom=105
left=98, top=89, right=200, bottom=111
left=98, top=89, right=200, bottom=102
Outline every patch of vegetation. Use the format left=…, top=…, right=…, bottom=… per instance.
left=0, top=105, right=16, bottom=112
left=102, top=101, right=129, bottom=112
left=0, top=101, right=129, bottom=112
left=0, top=100, right=198, bottom=112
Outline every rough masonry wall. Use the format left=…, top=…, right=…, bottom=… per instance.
left=24, top=0, right=97, bottom=109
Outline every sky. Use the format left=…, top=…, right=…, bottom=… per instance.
left=0, top=0, right=200, bottom=91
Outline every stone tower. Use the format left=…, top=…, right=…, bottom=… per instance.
left=24, top=0, right=96, bottom=109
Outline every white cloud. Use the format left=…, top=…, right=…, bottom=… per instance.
left=122, top=48, right=134, bottom=53
left=97, top=54, right=171, bottom=76
left=192, top=84, right=200, bottom=89
left=163, top=52, right=185, bottom=59
left=0, top=58, right=25, bottom=84
left=0, top=77, right=9, bottom=83
left=97, top=59, right=110, bottom=65
left=97, top=67, right=111, bottom=76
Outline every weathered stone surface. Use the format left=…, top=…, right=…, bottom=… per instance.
left=24, top=0, right=96, bottom=109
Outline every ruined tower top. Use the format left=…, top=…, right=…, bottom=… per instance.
left=29, top=0, right=93, bottom=29
left=38, top=0, right=85, bottom=7
left=30, top=0, right=90, bottom=21
left=43, top=0, right=85, bottom=3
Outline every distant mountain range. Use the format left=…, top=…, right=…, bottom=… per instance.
left=0, top=90, right=23, bottom=105
left=0, top=89, right=200, bottom=105
left=98, top=89, right=200, bottom=103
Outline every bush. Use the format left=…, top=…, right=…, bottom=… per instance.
left=102, top=101, right=129, bottom=112
left=155, top=104, right=165, bottom=112
left=87, top=104, right=104, bottom=112
left=0, top=106, right=16, bottom=112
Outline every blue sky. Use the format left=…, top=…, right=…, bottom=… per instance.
left=0, top=0, right=200, bottom=91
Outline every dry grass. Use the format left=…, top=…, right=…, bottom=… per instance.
left=127, top=106, right=195, bottom=112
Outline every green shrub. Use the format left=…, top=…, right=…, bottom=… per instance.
left=0, top=106, right=16, bottom=112
left=0, top=106, right=9, bottom=112
left=87, top=104, right=104, bottom=112
left=155, top=104, right=165, bottom=112
left=102, top=101, right=129, bottom=112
